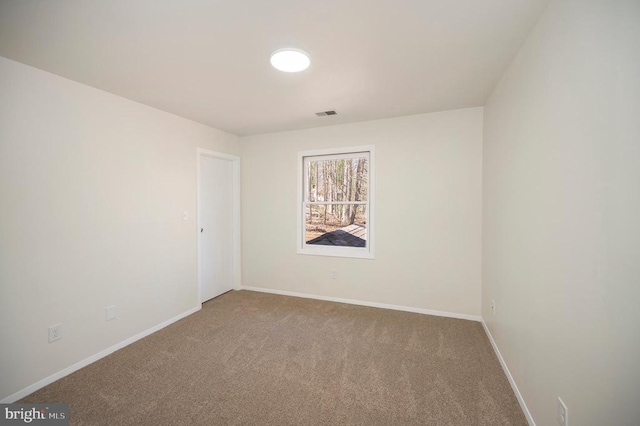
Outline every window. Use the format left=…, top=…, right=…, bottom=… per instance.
left=297, top=146, right=375, bottom=258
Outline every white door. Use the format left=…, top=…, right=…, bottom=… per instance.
left=199, top=154, right=235, bottom=302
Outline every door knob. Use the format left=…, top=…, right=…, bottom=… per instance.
left=200, top=228, right=204, bottom=233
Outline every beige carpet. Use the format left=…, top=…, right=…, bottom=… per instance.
left=21, top=290, right=526, bottom=425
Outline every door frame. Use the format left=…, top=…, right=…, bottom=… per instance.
left=196, top=148, right=241, bottom=304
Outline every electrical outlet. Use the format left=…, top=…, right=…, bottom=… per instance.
left=558, top=397, right=568, bottom=426
left=106, top=305, right=117, bottom=322
left=491, top=300, right=496, bottom=315
left=330, top=270, right=338, bottom=280
left=48, top=324, right=62, bottom=343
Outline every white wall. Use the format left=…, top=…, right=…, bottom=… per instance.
left=482, top=0, right=640, bottom=424
left=0, top=56, right=240, bottom=401
left=241, top=108, right=483, bottom=317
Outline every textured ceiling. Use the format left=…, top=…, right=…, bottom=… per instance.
left=0, top=0, right=549, bottom=136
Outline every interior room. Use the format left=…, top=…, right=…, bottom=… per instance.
left=1, top=0, right=638, bottom=424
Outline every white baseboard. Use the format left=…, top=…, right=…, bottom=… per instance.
left=481, top=319, right=535, bottom=426
left=1, top=305, right=202, bottom=403
left=240, top=285, right=481, bottom=322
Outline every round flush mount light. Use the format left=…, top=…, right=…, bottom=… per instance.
left=270, top=48, right=310, bottom=72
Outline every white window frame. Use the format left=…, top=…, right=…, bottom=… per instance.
left=297, top=145, right=375, bottom=259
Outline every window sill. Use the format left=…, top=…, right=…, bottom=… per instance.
left=297, top=245, right=375, bottom=259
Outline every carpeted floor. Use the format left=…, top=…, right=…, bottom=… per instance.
left=21, top=290, right=526, bottom=425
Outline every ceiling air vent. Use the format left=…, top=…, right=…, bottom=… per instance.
left=315, top=110, right=337, bottom=117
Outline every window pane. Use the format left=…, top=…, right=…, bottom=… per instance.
left=306, top=157, right=368, bottom=202
left=305, top=204, right=367, bottom=247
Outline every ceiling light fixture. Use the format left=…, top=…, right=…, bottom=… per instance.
left=270, top=48, right=310, bottom=72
